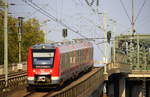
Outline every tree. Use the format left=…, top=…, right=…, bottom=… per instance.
left=22, top=18, right=44, bottom=61
left=0, top=10, right=44, bottom=64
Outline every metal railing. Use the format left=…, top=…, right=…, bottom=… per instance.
left=50, top=68, right=104, bottom=97
left=0, top=71, right=27, bottom=96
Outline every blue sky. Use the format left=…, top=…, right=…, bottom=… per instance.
left=8, top=0, right=150, bottom=65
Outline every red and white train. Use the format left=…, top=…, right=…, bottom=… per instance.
left=27, top=40, right=93, bottom=89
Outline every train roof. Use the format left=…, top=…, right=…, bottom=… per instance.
left=31, top=40, right=93, bottom=53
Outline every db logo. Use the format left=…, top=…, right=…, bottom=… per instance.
left=40, top=69, right=45, bottom=73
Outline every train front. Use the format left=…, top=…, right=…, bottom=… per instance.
left=27, top=44, right=60, bottom=88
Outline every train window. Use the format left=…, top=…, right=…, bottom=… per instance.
left=32, top=50, right=55, bottom=68
left=81, top=49, right=83, bottom=63
left=91, top=48, right=93, bottom=59
left=79, top=50, right=80, bottom=62
left=66, top=53, right=68, bottom=66
left=63, top=54, right=65, bottom=66
left=61, top=54, right=64, bottom=65
left=76, top=50, right=79, bottom=63
left=71, top=52, right=76, bottom=64
left=67, top=53, right=69, bottom=66
left=79, top=50, right=80, bottom=63
left=33, top=57, right=53, bottom=65
left=65, top=53, right=67, bottom=66
left=73, top=57, right=75, bottom=64
left=84, top=48, right=86, bottom=60
left=70, top=57, right=72, bottom=63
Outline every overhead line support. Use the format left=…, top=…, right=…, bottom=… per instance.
left=4, top=0, right=8, bottom=88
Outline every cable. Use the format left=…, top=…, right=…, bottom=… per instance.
left=119, top=0, right=132, bottom=23
left=22, top=0, right=90, bottom=40
left=25, top=4, right=49, bottom=19
left=134, top=0, right=148, bottom=23
left=78, top=0, right=98, bottom=16
left=85, top=0, right=94, bottom=6
left=28, top=1, right=85, bottom=35
left=23, top=0, right=117, bottom=54
left=73, top=0, right=100, bottom=37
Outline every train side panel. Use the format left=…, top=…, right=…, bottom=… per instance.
left=59, top=44, right=93, bottom=82
left=51, top=47, right=60, bottom=84
left=27, top=48, right=34, bottom=84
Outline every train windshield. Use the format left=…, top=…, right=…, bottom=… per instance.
left=32, top=49, right=55, bottom=68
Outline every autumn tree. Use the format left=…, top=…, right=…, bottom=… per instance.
left=0, top=10, right=44, bottom=64
left=22, top=18, right=44, bottom=61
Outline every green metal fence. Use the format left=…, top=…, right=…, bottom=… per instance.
left=112, top=34, right=150, bottom=71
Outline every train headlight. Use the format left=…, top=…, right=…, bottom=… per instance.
left=50, top=70, right=52, bottom=73
left=27, top=77, right=34, bottom=80
left=33, top=70, right=36, bottom=72
left=42, top=45, right=45, bottom=49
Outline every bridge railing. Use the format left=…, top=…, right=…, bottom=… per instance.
left=0, top=71, right=27, bottom=96
left=106, top=63, right=131, bottom=75
left=112, top=35, right=150, bottom=72
left=51, top=68, right=104, bottom=97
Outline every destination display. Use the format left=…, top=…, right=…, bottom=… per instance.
left=33, top=52, right=54, bottom=57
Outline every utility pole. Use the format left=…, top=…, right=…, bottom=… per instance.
left=132, top=0, right=135, bottom=35
left=111, top=20, right=117, bottom=64
left=17, top=17, right=23, bottom=70
left=103, top=12, right=108, bottom=74
left=137, top=35, right=140, bottom=69
left=44, top=31, right=47, bottom=43
left=129, top=0, right=135, bottom=68
left=4, top=0, right=8, bottom=87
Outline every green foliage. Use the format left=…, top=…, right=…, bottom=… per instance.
left=22, top=18, right=44, bottom=61
left=0, top=11, right=44, bottom=64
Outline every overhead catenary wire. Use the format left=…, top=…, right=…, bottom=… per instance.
left=134, top=0, right=148, bottom=23
left=23, top=1, right=120, bottom=45
left=83, top=0, right=130, bottom=36
left=119, top=0, right=132, bottom=24
left=74, top=0, right=102, bottom=37
left=25, top=4, right=49, bottom=19
left=85, top=0, right=94, bottom=6
left=22, top=0, right=114, bottom=58
left=22, top=0, right=90, bottom=40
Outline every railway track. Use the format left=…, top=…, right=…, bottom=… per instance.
left=0, top=71, right=27, bottom=80
left=10, top=68, right=103, bottom=97
left=23, top=91, right=54, bottom=97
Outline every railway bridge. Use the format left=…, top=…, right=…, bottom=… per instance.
left=0, top=34, right=150, bottom=97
